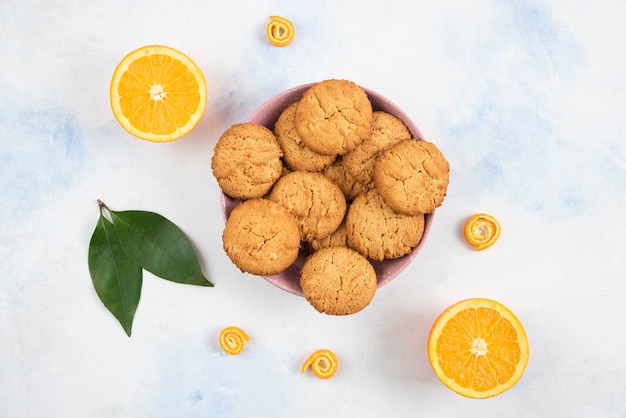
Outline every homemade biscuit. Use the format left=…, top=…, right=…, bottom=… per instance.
left=343, top=111, right=411, bottom=184
left=222, top=198, right=301, bottom=276
left=211, top=123, right=283, bottom=199
left=268, top=171, right=346, bottom=241
left=374, top=139, right=449, bottom=215
left=346, top=189, right=425, bottom=261
left=295, top=79, right=373, bottom=156
left=322, top=157, right=372, bottom=201
left=300, top=246, right=377, bottom=315
left=274, top=101, right=336, bottom=172
left=307, top=215, right=348, bottom=252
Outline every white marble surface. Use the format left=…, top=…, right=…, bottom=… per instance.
left=2, top=0, right=626, bottom=416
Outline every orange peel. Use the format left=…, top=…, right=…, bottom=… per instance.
left=219, top=326, right=249, bottom=355
left=464, top=213, right=501, bottom=251
left=266, top=15, right=295, bottom=47
left=301, top=349, right=338, bottom=379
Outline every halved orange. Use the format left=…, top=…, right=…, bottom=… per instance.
left=110, top=45, right=207, bottom=142
left=427, top=298, right=529, bottom=398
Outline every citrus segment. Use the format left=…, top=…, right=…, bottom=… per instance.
left=266, top=16, right=295, bottom=47
left=427, top=298, right=529, bottom=398
left=219, top=326, right=249, bottom=355
left=464, top=213, right=501, bottom=251
left=110, top=45, right=207, bottom=142
left=301, top=349, right=338, bottom=379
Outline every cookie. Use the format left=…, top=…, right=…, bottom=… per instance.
left=274, top=101, right=336, bottom=172
left=346, top=189, right=425, bottom=261
left=300, top=246, right=377, bottom=315
left=222, top=198, right=301, bottom=276
left=307, top=215, right=348, bottom=252
left=322, top=157, right=372, bottom=201
left=295, top=79, right=373, bottom=156
left=211, top=123, right=283, bottom=200
left=343, top=111, right=412, bottom=184
left=268, top=171, right=346, bottom=241
left=373, top=139, right=449, bottom=215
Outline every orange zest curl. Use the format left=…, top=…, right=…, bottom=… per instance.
left=301, top=349, right=338, bottom=379
left=464, top=213, right=501, bottom=251
left=219, top=326, right=249, bottom=355
left=266, top=15, right=295, bottom=47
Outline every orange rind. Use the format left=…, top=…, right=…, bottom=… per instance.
left=464, top=213, right=501, bottom=251
left=266, top=16, right=295, bottom=47
left=219, top=326, right=249, bottom=355
left=301, top=349, right=338, bottom=379
left=427, top=298, right=529, bottom=399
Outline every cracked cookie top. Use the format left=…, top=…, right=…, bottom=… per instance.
left=274, top=101, right=336, bottom=172
left=294, top=79, right=373, bottom=156
left=322, top=157, right=372, bottom=201
left=211, top=123, right=284, bottom=199
left=268, top=171, right=347, bottom=242
left=343, top=111, right=412, bottom=184
left=300, top=246, right=377, bottom=315
left=307, top=211, right=349, bottom=252
left=373, top=139, right=449, bottom=215
left=346, top=189, right=425, bottom=261
left=222, top=198, right=301, bottom=276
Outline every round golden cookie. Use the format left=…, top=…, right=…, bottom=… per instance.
left=307, top=215, right=348, bottom=252
left=346, top=189, right=425, bottom=261
left=222, top=198, right=301, bottom=276
left=274, top=101, right=336, bottom=172
left=300, top=246, right=377, bottom=315
left=343, top=111, right=412, bottom=184
left=268, top=171, right=346, bottom=241
left=373, top=139, right=450, bottom=215
left=295, top=79, right=373, bottom=156
left=322, top=157, right=372, bottom=201
left=211, top=123, right=283, bottom=200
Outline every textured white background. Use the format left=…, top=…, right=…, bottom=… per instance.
left=1, top=0, right=625, bottom=417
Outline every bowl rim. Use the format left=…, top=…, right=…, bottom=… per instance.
left=219, top=82, right=434, bottom=296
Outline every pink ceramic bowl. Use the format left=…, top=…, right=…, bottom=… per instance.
left=220, top=83, right=434, bottom=296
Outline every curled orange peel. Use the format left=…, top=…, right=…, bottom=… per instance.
left=266, top=15, right=295, bottom=47
left=301, top=349, right=338, bottom=379
left=219, top=326, right=249, bottom=355
left=464, top=213, right=501, bottom=251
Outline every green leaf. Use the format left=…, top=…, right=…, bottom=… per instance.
left=109, top=209, right=213, bottom=287
left=88, top=211, right=142, bottom=337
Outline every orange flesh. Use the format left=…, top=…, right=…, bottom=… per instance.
left=438, top=308, right=520, bottom=389
left=428, top=298, right=529, bottom=398
left=110, top=45, right=206, bottom=142
left=118, top=54, right=200, bottom=135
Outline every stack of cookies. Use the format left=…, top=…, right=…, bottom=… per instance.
left=211, top=79, right=450, bottom=316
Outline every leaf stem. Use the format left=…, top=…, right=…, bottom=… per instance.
left=97, top=199, right=112, bottom=221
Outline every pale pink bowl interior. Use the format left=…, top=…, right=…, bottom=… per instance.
left=220, top=83, right=434, bottom=296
